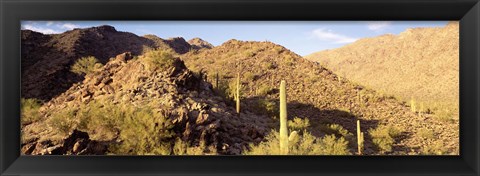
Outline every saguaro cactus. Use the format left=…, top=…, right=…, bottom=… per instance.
left=279, top=80, right=288, bottom=154
left=357, top=120, right=364, bottom=155
left=357, top=91, right=364, bottom=108
left=410, top=97, right=416, bottom=113
left=215, top=72, right=219, bottom=89
left=235, top=73, right=241, bottom=114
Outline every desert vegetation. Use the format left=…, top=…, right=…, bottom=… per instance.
left=70, top=56, right=103, bottom=76
left=20, top=24, right=459, bottom=155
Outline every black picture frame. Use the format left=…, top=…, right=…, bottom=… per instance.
left=1, top=0, right=479, bottom=175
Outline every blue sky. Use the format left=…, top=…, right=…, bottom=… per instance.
left=21, top=21, right=450, bottom=56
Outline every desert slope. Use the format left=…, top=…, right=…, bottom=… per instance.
left=181, top=39, right=459, bottom=155
left=21, top=52, right=271, bottom=155
left=306, top=22, right=459, bottom=122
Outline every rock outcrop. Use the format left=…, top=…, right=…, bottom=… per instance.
left=21, top=25, right=197, bottom=102
left=188, top=37, right=214, bottom=50
left=21, top=51, right=272, bottom=155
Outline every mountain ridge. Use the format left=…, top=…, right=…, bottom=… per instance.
left=21, top=25, right=207, bottom=102
left=305, top=22, right=459, bottom=122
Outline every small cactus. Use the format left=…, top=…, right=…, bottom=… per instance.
left=357, top=120, right=364, bottom=155
left=279, top=80, right=288, bottom=154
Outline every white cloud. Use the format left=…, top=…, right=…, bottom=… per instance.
left=59, top=23, right=80, bottom=30
left=311, top=28, right=358, bottom=44
left=22, top=24, right=61, bottom=34
left=367, top=21, right=392, bottom=31
left=46, top=21, right=55, bottom=26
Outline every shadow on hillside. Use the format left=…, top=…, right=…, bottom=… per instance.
left=241, top=96, right=413, bottom=155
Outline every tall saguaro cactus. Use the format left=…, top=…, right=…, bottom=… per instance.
left=357, top=120, right=364, bottom=155
left=235, top=73, right=241, bottom=114
left=215, top=72, right=219, bottom=89
left=279, top=80, right=288, bottom=154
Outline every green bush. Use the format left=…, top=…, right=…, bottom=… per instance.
left=78, top=100, right=127, bottom=135
left=262, top=62, right=277, bottom=70
left=245, top=130, right=350, bottom=155
left=173, top=138, right=212, bottom=155
left=109, top=106, right=175, bottom=155
left=71, top=56, right=103, bottom=75
left=288, top=117, right=310, bottom=132
left=143, top=50, right=176, bottom=71
left=421, top=140, right=448, bottom=155
left=417, top=128, right=435, bottom=139
left=47, top=107, right=78, bottom=135
left=256, top=84, right=272, bottom=96
left=21, top=98, right=42, bottom=125
left=253, top=99, right=278, bottom=117
left=434, top=109, right=455, bottom=123
left=44, top=99, right=179, bottom=155
left=244, top=50, right=255, bottom=57
left=244, top=71, right=257, bottom=81
left=369, top=125, right=402, bottom=153
left=320, top=123, right=353, bottom=140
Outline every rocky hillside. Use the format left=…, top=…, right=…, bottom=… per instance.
left=20, top=25, right=459, bottom=155
left=305, top=22, right=459, bottom=122
left=21, top=52, right=272, bottom=155
left=181, top=40, right=459, bottom=155
left=21, top=25, right=193, bottom=102
left=188, top=37, right=214, bottom=50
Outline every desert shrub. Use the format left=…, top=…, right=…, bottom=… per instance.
left=421, top=140, right=448, bottom=155
left=212, top=78, right=236, bottom=105
left=320, top=123, right=353, bottom=140
left=417, top=128, right=435, bottom=139
left=244, top=50, right=255, bottom=57
left=273, top=46, right=283, bottom=54
left=284, top=55, right=295, bottom=66
left=172, top=138, right=204, bottom=155
left=369, top=125, right=402, bottom=153
left=71, top=56, right=103, bottom=75
left=77, top=100, right=128, bottom=135
left=253, top=99, right=278, bottom=117
left=109, top=107, right=175, bottom=155
left=257, top=84, right=272, bottom=96
left=143, top=50, right=176, bottom=71
left=244, top=71, right=257, bottom=81
left=313, top=134, right=350, bottom=155
left=288, top=117, right=310, bottom=132
left=173, top=137, right=216, bottom=155
left=46, top=98, right=178, bottom=155
left=245, top=130, right=350, bottom=155
left=434, top=109, right=455, bottom=123
left=262, top=62, right=277, bottom=70
left=172, top=138, right=189, bottom=155
left=20, top=98, right=42, bottom=125
left=47, top=107, right=78, bottom=135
